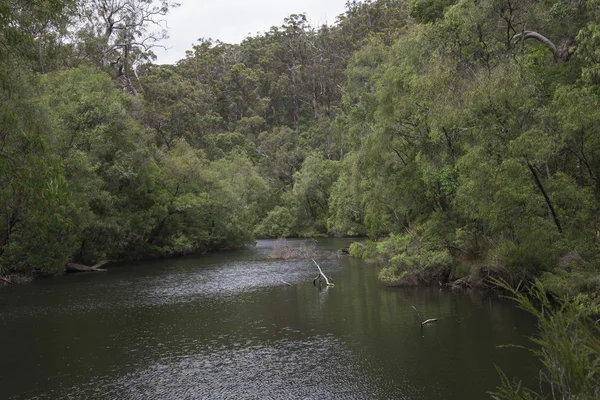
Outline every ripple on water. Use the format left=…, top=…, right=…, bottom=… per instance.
left=0, top=257, right=343, bottom=320
left=29, top=335, right=415, bottom=400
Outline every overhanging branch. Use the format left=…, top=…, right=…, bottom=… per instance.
left=512, top=30, right=571, bottom=62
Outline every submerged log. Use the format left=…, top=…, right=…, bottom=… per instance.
left=66, top=260, right=110, bottom=273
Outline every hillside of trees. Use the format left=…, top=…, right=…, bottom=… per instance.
left=1, top=0, right=600, bottom=300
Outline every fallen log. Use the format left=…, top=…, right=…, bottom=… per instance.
left=312, top=259, right=334, bottom=287
left=66, top=260, right=110, bottom=273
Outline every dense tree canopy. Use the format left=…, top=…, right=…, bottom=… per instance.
left=0, top=0, right=599, bottom=312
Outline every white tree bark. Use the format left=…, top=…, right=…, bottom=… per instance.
left=312, top=259, right=334, bottom=287
left=512, top=30, right=571, bottom=62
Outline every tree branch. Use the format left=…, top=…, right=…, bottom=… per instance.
left=512, top=30, right=571, bottom=62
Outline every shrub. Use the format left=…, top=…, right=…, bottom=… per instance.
left=376, top=233, right=453, bottom=286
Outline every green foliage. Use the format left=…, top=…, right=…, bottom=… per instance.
left=493, top=240, right=553, bottom=277
left=348, top=242, right=366, bottom=258
left=491, top=281, right=600, bottom=400
left=1, top=159, right=78, bottom=274
left=453, top=264, right=472, bottom=279
left=540, top=270, right=600, bottom=299
left=577, top=22, right=600, bottom=84
left=291, top=155, right=342, bottom=235
left=375, top=232, right=454, bottom=286
left=327, top=155, right=367, bottom=236
left=254, top=205, right=297, bottom=238
left=409, top=0, right=456, bottom=23
left=2, top=0, right=600, bottom=287
left=490, top=367, right=535, bottom=400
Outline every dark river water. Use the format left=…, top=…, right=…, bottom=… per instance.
left=0, top=239, right=539, bottom=399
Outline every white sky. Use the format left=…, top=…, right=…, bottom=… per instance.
left=153, top=0, right=349, bottom=64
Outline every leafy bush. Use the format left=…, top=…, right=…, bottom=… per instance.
left=348, top=241, right=366, bottom=258
left=376, top=233, right=453, bottom=286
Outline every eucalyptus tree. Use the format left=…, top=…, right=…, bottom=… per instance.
left=77, top=0, right=179, bottom=94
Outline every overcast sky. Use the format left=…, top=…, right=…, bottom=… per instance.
left=152, top=0, right=348, bottom=65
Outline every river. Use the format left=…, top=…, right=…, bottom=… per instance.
left=0, top=238, right=539, bottom=399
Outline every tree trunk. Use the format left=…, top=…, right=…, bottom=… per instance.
left=527, top=160, right=563, bottom=233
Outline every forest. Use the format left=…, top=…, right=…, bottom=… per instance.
left=0, top=0, right=599, bottom=299
left=2, top=0, right=600, bottom=397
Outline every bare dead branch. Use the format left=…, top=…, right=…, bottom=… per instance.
left=512, top=30, right=571, bottom=62
left=312, top=259, right=334, bottom=287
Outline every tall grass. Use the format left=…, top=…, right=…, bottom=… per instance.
left=491, top=280, right=600, bottom=400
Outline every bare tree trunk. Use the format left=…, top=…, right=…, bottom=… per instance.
left=527, top=160, right=563, bottom=233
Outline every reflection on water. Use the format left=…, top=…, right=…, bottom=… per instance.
left=0, top=239, right=538, bottom=399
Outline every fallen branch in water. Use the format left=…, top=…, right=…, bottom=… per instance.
left=281, top=280, right=292, bottom=286
left=412, top=306, right=438, bottom=326
left=66, top=260, right=111, bottom=273
left=312, top=259, right=334, bottom=287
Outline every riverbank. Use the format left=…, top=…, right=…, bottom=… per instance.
left=348, top=234, right=600, bottom=311
left=0, top=240, right=255, bottom=286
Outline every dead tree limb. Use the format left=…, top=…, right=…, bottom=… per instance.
left=412, top=306, right=438, bottom=326
left=512, top=31, right=572, bottom=62
left=92, top=260, right=111, bottom=269
left=312, top=259, right=334, bottom=287
left=66, top=260, right=111, bottom=273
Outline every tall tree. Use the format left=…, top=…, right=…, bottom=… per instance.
left=78, top=0, right=179, bottom=94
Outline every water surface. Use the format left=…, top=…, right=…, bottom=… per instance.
left=0, top=239, right=538, bottom=399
